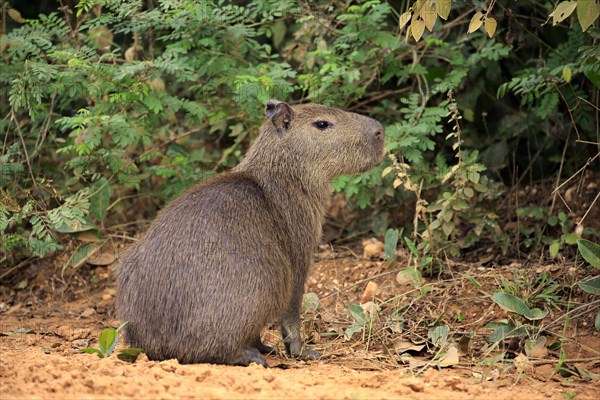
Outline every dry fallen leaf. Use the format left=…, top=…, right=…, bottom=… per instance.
left=87, top=247, right=116, bottom=266
left=394, top=339, right=426, bottom=354
left=437, top=345, right=460, bottom=367
left=360, top=281, right=379, bottom=303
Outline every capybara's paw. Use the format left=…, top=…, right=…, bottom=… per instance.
left=232, top=347, right=269, bottom=368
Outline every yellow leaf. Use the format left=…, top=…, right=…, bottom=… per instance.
left=549, top=1, right=577, bottom=26
left=381, top=166, right=393, bottom=177
left=422, top=2, right=437, bottom=32
left=399, top=11, right=412, bottom=31
left=8, top=8, right=25, bottom=23
left=577, top=0, right=600, bottom=31
left=410, top=19, right=426, bottom=41
left=393, top=178, right=402, bottom=188
left=468, top=11, right=484, bottom=33
left=436, top=0, right=451, bottom=20
left=563, top=65, right=572, bottom=82
left=485, top=17, right=497, bottom=37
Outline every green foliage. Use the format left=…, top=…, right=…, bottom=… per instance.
left=578, top=239, right=600, bottom=269
left=1, top=0, right=599, bottom=268
left=491, top=292, right=549, bottom=321
left=82, top=321, right=143, bottom=361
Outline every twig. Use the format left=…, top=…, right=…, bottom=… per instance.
left=578, top=191, right=599, bottom=226
left=529, top=357, right=600, bottom=365
left=542, top=299, right=600, bottom=330
left=0, top=256, right=35, bottom=281
left=31, top=89, right=58, bottom=160
left=11, top=109, right=37, bottom=185
left=551, top=153, right=599, bottom=195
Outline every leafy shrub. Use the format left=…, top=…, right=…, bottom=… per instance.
left=1, top=0, right=598, bottom=266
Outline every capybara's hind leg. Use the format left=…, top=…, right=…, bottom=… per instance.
left=252, top=336, right=274, bottom=354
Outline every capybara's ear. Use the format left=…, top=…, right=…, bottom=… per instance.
left=265, top=99, right=294, bottom=137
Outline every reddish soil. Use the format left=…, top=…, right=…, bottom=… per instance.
left=1, top=245, right=599, bottom=399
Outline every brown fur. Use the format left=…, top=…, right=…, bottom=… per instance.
left=116, top=100, right=385, bottom=366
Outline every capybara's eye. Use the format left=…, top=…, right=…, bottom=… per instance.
left=313, top=120, right=332, bottom=130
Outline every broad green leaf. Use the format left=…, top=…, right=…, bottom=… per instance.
left=595, top=309, right=600, bottom=331
left=562, top=65, right=572, bottom=82
left=90, top=177, right=110, bottom=223
left=410, top=19, right=426, bottom=41
left=117, top=348, right=145, bottom=362
left=576, top=0, right=600, bottom=31
left=577, top=239, right=600, bottom=269
left=346, top=304, right=368, bottom=325
left=549, top=1, right=577, bottom=25
left=468, top=12, right=484, bottom=33
left=344, top=323, right=365, bottom=340
left=485, top=17, right=497, bottom=37
left=430, top=325, right=450, bottom=347
left=577, top=276, right=600, bottom=295
left=491, top=292, right=548, bottom=320
left=98, top=328, right=118, bottom=356
left=81, top=348, right=103, bottom=358
left=384, top=228, right=399, bottom=262
left=487, top=323, right=528, bottom=342
left=71, top=243, right=98, bottom=268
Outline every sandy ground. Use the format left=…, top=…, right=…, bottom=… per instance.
left=1, top=251, right=599, bottom=399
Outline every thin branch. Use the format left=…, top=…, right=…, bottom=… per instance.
left=11, top=109, right=36, bottom=185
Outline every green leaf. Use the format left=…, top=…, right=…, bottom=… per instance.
left=90, top=177, right=110, bottom=223
left=404, top=237, right=418, bottom=258
left=578, top=239, right=600, bottom=269
left=564, top=233, right=578, bottom=245
left=430, top=325, right=450, bottom=347
left=98, top=328, right=118, bottom=356
left=117, top=348, right=145, bottom=362
left=491, top=292, right=548, bottom=320
left=486, top=322, right=528, bottom=342
left=346, top=304, right=368, bottom=325
left=577, top=276, right=600, bottom=295
left=577, top=0, right=600, bottom=31
left=384, top=228, right=399, bottom=262
left=71, top=243, right=98, bottom=268
left=81, top=348, right=104, bottom=358
left=562, top=65, right=572, bottom=82
left=595, top=309, right=600, bottom=331
left=550, top=240, right=561, bottom=258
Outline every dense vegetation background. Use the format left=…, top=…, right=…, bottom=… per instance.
left=1, top=0, right=598, bottom=272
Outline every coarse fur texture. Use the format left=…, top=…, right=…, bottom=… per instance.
left=116, top=100, right=385, bottom=366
